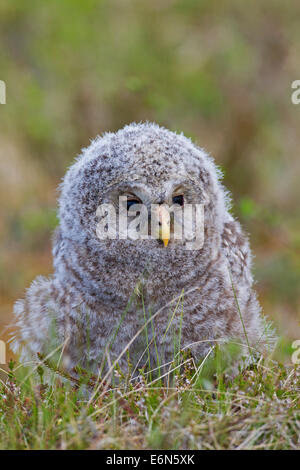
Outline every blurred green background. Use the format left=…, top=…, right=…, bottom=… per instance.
left=0, top=0, right=299, bottom=360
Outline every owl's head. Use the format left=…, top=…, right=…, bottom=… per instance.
left=57, top=123, right=230, bottom=284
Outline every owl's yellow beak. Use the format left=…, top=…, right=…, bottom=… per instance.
left=158, top=205, right=170, bottom=247
left=162, top=237, right=169, bottom=247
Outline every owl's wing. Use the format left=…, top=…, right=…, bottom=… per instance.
left=221, top=215, right=277, bottom=354
left=10, top=276, right=62, bottom=363
left=221, top=215, right=253, bottom=287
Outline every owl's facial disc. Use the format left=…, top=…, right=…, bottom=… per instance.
left=121, top=188, right=186, bottom=248
left=96, top=177, right=204, bottom=249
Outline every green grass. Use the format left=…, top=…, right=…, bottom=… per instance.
left=0, top=346, right=299, bottom=450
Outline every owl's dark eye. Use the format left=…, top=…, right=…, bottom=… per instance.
left=172, top=194, right=184, bottom=206
left=127, top=199, right=140, bottom=210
